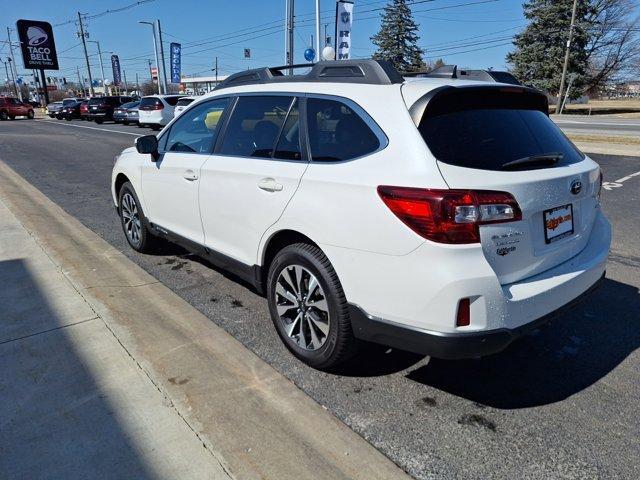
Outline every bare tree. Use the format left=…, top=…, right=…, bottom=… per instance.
left=584, top=0, right=640, bottom=93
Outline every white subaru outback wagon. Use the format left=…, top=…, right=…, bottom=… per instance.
left=112, top=60, right=610, bottom=370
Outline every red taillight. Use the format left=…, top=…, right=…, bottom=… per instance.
left=456, top=298, right=471, bottom=327
left=377, top=186, right=522, bottom=244
left=153, top=103, right=164, bottom=110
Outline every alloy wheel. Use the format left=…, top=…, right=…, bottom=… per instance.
left=121, top=193, right=142, bottom=246
left=275, top=265, right=330, bottom=351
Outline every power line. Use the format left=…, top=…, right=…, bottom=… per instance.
left=53, top=0, right=157, bottom=27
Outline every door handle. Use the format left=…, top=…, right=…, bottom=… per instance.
left=258, top=177, right=283, bottom=192
left=183, top=170, right=199, bottom=181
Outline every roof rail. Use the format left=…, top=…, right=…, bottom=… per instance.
left=215, top=59, right=404, bottom=90
left=404, top=65, right=521, bottom=85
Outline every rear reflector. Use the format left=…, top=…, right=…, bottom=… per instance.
left=456, top=298, right=471, bottom=327
left=377, top=187, right=522, bottom=244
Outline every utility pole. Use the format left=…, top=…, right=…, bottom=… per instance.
left=157, top=20, right=168, bottom=94
left=135, top=72, right=140, bottom=96
left=285, top=0, right=295, bottom=73
left=315, top=0, right=321, bottom=63
left=76, top=66, right=84, bottom=96
left=123, top=70, right=128, bottom=95
left=77, top=12, right=95, bottom=97
left=6, top=58, right=17, bottom=97
left=2, top=60, right=10, bottom=95
left=140, top=22, right=162, bottom=94
left=6, top=28, right=21, bottom=99
left=88, top=41, right=106, bottom=96
left=556, top=0, right=579, bottom=115
left=215, top=57, right=218, bottom=83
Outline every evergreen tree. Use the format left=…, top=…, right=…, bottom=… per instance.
left=506, top=0, right=594, bottom=97
left=371, top=0, right=425, bottom=72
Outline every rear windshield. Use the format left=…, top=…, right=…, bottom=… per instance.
left=165, top=96, right=181, bottom=106
left=88, top=98, right=103, bottom=105
left=62, top=99, right=76, bottom=106
left=176, top=98, right=194, bottom=107
left=140, top=97, right=162, bottom=108
left=418, top=89, right=584, bottom=171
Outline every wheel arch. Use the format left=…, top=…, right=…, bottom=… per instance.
left=114, top=173, right=131, bottom=206
left=259, top=229, right=321, bottom=289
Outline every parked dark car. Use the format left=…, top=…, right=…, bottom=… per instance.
left=60, top=100, right=86, bottom=120
left=113, top=101, right=140, bottom=124
left=0, top=97, right=35, bottom=120
left=86, top=96, right=134, bottom=123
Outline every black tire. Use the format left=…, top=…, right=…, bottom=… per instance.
left=65, top=116, right=72, bottom=121
left=123, top=121, right=129, bottom=126
left=9, top=115, right=15, bottom=120
left=267, top=243, right=357, bottom=370
left=117, top=182, right=157, bottom=253
left=0, top=110, right=7, bottom=121
left=95, top=118, right=104, bottom=124
left=27, top=110, right=35, bottom=119
left=151, top=124, right=161, bottom=131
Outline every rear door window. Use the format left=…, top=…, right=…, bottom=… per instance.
left=306, top=97, right=380, bottom=161
left=219, top=96, right=293, bottom=158
left=165, top=96, right=181, bottom=106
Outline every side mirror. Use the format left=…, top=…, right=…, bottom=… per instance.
left=135, top=135, right=159, bottom=161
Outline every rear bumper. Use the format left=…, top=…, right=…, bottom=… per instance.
left=349, top=273, right=604, bottom=359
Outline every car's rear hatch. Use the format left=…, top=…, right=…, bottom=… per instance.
left=407, top=84, right=601, bottom=285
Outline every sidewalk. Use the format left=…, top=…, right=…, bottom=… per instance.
left=0, top=160, right=410, bottom=480
left=0, top=196, right=232, bottom=479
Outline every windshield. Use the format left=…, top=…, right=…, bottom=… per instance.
left=62, top=99, right=76, bottom=106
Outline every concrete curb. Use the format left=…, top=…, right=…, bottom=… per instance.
left=0, top=159, right=412, bottom=480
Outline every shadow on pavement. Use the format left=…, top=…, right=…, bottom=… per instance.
left=0, top=259, right=156, bottom=479
left=406, top=278, right=639, bottom=409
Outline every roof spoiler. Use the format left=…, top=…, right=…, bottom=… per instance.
left=404, top=65, right=522, bottom=85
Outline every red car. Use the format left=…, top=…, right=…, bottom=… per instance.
left=0, top=97, right=35, bottom=120
left=79, top=101, right=89, bottom=120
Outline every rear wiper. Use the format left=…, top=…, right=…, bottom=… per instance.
left=500, top=153, right=563, bottom=171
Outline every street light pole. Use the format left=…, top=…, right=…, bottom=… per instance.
left=556, top=0, right=579, bottom=115
left=6, top=58, right=17, bottom=97
left=157, top=20, right=168, bottom=94
left=88, top=41, right=106, bottom=96
left=139, top=21, right=162, bottom=94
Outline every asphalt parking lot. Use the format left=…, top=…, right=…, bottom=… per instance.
left=1, top=117, right=638, bottom=479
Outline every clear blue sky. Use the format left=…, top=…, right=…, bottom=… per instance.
left=1, top=0, right=527, bottom=84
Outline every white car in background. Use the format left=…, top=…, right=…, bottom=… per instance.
left=138, top=94, right=183, bottom=130
left=173, top=96, right=197, bottom=118
left=112, top=60, right=610, bottom=370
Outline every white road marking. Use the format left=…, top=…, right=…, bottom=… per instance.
left=35, top=119, right=142, bottom=136
left=602, top=170, right=640, bottom=190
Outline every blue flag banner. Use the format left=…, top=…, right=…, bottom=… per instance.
left=111, top=54, right=121, bottom=86
left=170, top=42, right=181, bottom=84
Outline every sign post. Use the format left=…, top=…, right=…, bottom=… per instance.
left=335, top=1, right=354, bottom=60
left=170, top=42, right=181, bottom=84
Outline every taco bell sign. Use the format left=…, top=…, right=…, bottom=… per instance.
left=16, top=19, right=59, bottom=70
left=170, top=43, right=181, bottom=84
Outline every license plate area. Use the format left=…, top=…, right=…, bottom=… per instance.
left=544, top=204, right=574, bottom=244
